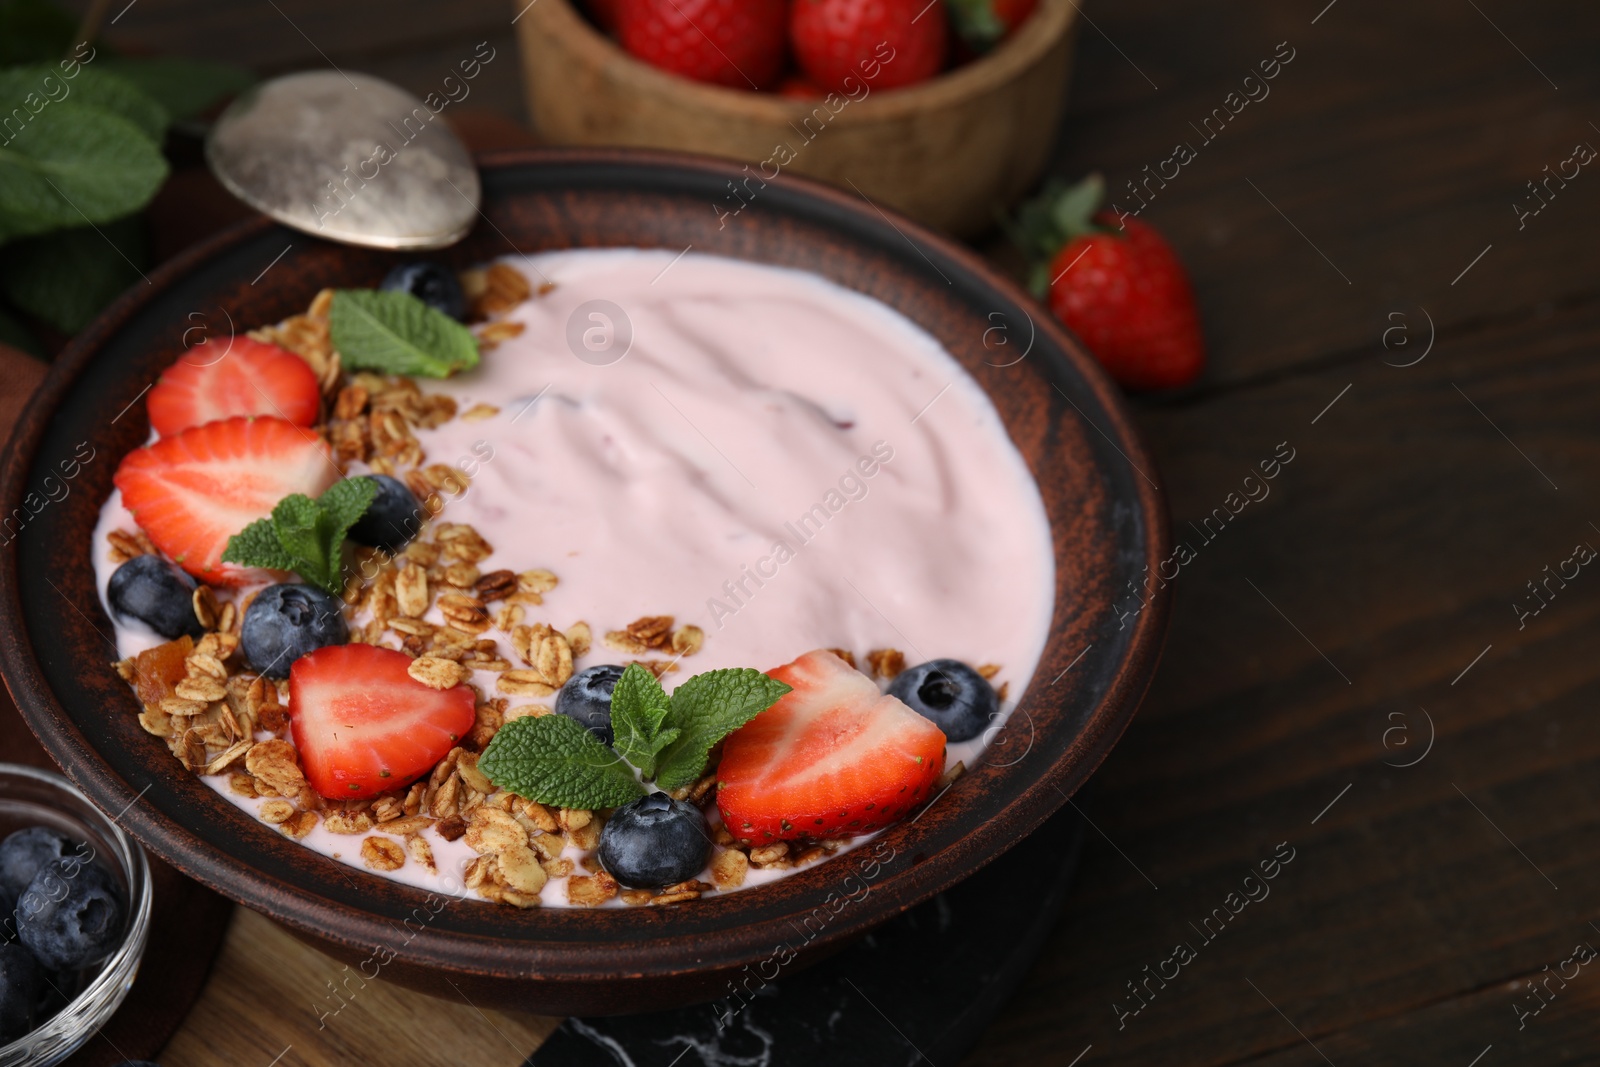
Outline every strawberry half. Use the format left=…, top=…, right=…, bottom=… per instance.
left=289, top=645, right=476, bottom=800
left=146, top=336, right=321, bottom=437
left=113, top=416, right=338, bottom=585
left=716, top=650, right=946, bottom=845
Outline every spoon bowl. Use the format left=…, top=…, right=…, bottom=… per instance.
left=206, top=70, right=480, bottom=250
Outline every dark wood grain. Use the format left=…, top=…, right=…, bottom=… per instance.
left=964, top=296, right=1600, bottom=1065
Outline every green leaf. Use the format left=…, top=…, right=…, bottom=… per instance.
left=316, top=475, right=379, bottom=554
left=270, top=493, right=344, bottom=594
left=0, top=0, right=76, bottom=65
left=655, top=669, right=791, bottom=791
left=221, top=517, right=295, bottom=573
left=218, top=478, right=377, bottom=593
left=0, top=104, right=168, bottom=241
left=946, top=0, right=1008, bottom=52
left=328, top=289, right=479, bottom=378
left=1049, top=173, right=1105, bottom=238
left=0, top=66, right=168, bottom=142
left=0, top=302, right=41, bottom=356
left=102, top=58, right=254, bottom=122
left=0, top=215, right=147, bottom=332
left=610, top=663, right=680, bottom=779
left=478, top=714, right=647, bottom=809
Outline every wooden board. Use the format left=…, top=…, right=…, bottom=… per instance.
left=161, top=911, right=560, bottom=1067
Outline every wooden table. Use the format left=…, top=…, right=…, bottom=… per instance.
left=24, top=0, right=1600, bottom=1063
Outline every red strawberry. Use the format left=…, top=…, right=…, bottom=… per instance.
left=616, top=0, right=787, bottom=90
left=1012, top=174, right=1205, bottom=390
left=289, top=645, right=476, bottom=800
left=716, top=649, right=946, bottom=844
left=113, top=416, right=338, bottom=585
left=947, top=0, right=1038, bottom=53
left=790, top=0, right=947, bottom=94
left=147, top=336, right=321, bottom=437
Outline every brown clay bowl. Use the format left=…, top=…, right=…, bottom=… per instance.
left=517, top=0, right=1080, bottom=238
left=0, top=148, right=1167, bottom=1015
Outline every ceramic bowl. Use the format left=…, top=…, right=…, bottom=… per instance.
left=0, top=149, right=1166, bottom=1015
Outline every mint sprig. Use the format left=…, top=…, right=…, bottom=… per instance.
left=329, top=289, right=480, bottom=378
left=479, top=663, right=791, bottom=808
left=609, top=665, right=680, bottom=779
left=653, top=668, right=791, bottom=791
left=220, top=476, right=378, bottom=594
left=478, top=714, right=647, bottom=810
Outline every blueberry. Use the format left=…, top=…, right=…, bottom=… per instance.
left=598, top=794, right=711, bottom=889
left=16, top=859, right=124, bottom=971
left=889, top=659, right=999, bottom=742
left=241, top=583, right=348, bottom=679
left=381, top=262, right=466, bottom=321
left=555, top=664, right=625, bottom=744
left=0, top=828, right=74, bottom=901
left=106, top=555, right=203, bottom=640
left=0, top=942, right=37, bottom=1042
left=346, top=475, right=426, bottom=555
left=33, top=966, right=78, bottom=1021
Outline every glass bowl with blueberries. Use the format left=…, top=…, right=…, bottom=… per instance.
left=0, top=764, right=150, bottom=1067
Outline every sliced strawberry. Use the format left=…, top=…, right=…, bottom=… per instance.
left=113, top=416, right=337, bottom=586
left=146, top=336, right=321, bottom=437
left=289, top=645, right=476, bottom=800
left=716, top=649, right=946, bottom=844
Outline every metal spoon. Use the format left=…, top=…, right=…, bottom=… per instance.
left=206, top=70, right=480, bottom=250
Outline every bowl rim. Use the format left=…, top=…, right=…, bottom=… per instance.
left=0, top=146, right=1168, bottom=983
left=525, top=0, right=1080, bottom=122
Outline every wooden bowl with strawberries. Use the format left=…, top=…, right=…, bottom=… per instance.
left=516, top=0, right=1080, bottom=238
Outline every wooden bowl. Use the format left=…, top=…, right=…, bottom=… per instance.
left=517, top=0, right=1080, bottom=238
left=0, top=149, right=1166, bottom=1016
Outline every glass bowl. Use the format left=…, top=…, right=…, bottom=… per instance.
left=0, top=763, right=152, bottom=1067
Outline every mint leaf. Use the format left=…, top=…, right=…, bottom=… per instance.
left=329, top=289, right=479, bottom=378
left=219, top=478, right=377, bottom=593
left=102, top=58, right=254, bottom=122
left=315, top=475, right=379, bottom=555
left=0, top=66, right=169, bottom=142
left=479, top=714, right=647, bottom=809
left=221, top=517, right=295, bottom=572
left=610, top=664, right=680, bottom=779
left=0, top=215, right=147, bottom=332
left=270, top=494, right=337, bottom=591
left=655, top=669, right=791, bottom=791
left=0, top=104, right=168, bottom=240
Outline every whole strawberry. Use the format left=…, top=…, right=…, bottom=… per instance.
left=617, top=0, right=787, bottom=90
left=946, top=0, right=1039, bottom=53
left=1011, top=174, right=1206, bottom=391
left=790, top=0, right=948, bottom=94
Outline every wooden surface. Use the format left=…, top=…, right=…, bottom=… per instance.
left=161, top=910, right=558, bottom=1067
left=20, top=0, right=1600, bottom=1064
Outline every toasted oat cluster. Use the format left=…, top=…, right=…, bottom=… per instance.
left=105, top=265, right=918, bottom=909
